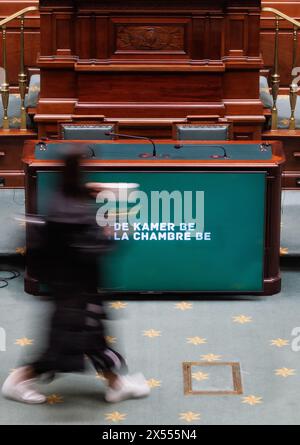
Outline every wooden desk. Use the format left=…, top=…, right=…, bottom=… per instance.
left=23, top=139, right=284, bottom=296
left=37, top=0, right=264, bottom=140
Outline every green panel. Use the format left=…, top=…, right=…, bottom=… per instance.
left=35, top=142, right=272, bottom=161
left=37, top=171, right=266, bottom=293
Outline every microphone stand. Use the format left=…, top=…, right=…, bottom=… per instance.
left=105, top=132, right=157, bottom=157
left=174, top=143, right=229, bottom=159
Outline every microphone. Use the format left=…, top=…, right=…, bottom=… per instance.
left=174, top=143, right=229, bottom=159
left=37, top=139, right=96, bottom=159
left=105, top=131, right=157, bottom=157
left=37, top=137, right=48, bottom=152
left=260, top=142, right=271, bottom=152
left=83, top=145, right=96, bottom=158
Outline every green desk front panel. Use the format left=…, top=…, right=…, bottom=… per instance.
left=35, top=142, right=272, bottom=161
left=37, top=171, right=266, bottom=293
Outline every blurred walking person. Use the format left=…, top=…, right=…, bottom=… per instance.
left=2, top=149, right=150, bottom=404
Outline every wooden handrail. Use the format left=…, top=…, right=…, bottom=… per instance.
left=0, top=5, right=39, bottom=130
left=262, top=7, right=300, bottom=29
left=262, top=7, right=300, bottom=130
left=0, top=6, right=38, bottom=27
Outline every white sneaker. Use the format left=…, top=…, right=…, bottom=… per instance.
left=2, top=367, right=46, bottom=404
left=105, top=373, right=150, bottom=403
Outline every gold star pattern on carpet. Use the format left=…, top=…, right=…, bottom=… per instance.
left=15, top=247, right=26, bottom=256
left=200, top=353, right=222, bottom=362
left=15, top=338, right=34, bottom=347
left=96, top=372, right=106, bottom=381
left=233, top=315, right=252, bottom=324
left=105, top=336, right=117, bottom=344
left=10, top=117, right=21, bottom=125
left=275, top=368, right=296, bottom=378
left=192, top=371, right=209, bottom=381
left=179, top=411, right=201, bottom=422
left=187, top=336, right=207, bottom=345
left=105, top=412, right=127, bottom=422
left=242, top=395, right=263, bottom=406
left=109, top=301, right=128, bottom=310
left=29, top=85, right=40, bottom=93
left=47, top=394, right=64, bottom=405
left=175, top=302, right=193, bottom=311
left=271, top=338, right=289, bottom=348
left=143, top=329, right=161, bottom=338
left=147, top=379, right=161, bottom=388
left=280, top=119, right=289, bottom=126
left=280, top=247, right=289, bottom=255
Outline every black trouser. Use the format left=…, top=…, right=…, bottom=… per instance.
left=30, top=296, right=126, bottom=377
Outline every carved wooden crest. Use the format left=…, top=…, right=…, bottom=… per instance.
left=116, top=25, right=184, bottom=51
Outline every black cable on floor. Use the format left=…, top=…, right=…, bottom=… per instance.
left=12, top=188, right=25, bottom=206
left=0, top=270, right=20, bottom=281
left=0, top=270, right=20, bottom=289
left=0, top=280, right=8, bottom=288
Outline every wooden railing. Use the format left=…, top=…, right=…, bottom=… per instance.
left=262, top=7, right=300, bottom=130
left=0, top=6, right=38, bottom=130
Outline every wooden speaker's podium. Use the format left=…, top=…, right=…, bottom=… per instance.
left=37, top=0, right=264, bottom=139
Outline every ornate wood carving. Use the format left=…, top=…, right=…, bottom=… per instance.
left=116, top=25, right=185, bottom=51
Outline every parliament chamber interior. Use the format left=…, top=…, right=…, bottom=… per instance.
left=0, top=0, right=299, bottom=427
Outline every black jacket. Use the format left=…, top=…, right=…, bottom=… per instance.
left=29, top=192, right=112, bottom=296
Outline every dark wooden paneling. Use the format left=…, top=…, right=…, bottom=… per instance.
left=282, top=172, right=300, bottom=189
left=262, top=130, right=300, bottom=189
left=223, top=71, right=260, bottom=99
left=208, top=16, right=223, bottom=60
left=0, top=171, right=24, bottom=188
left=54, top=12, right=75, bottom=56
left=0, top=128, right=36, bottom=188
left=227, top=16, right=246, bottom=55
left=36, top=0, right=263, bottom=139
left=78, top=72, right=222, bottom=103
left=76, top=15, right=96, bottom=60
left=40, top=69, right=76, bottom=98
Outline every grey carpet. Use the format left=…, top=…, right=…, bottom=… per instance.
left=0, top=189, right=300, bottom=425
left=0, top=266, right=299, bottom=425
left=281, top=191, right=300, bottom=256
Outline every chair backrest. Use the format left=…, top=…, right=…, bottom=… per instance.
left=259, top=75, right=273, bottom=109
left=59, top=120, right=118, bottom=140
left=26, top=74, right=40, bottom=108
left=174, top=122, right=232, bottom=141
